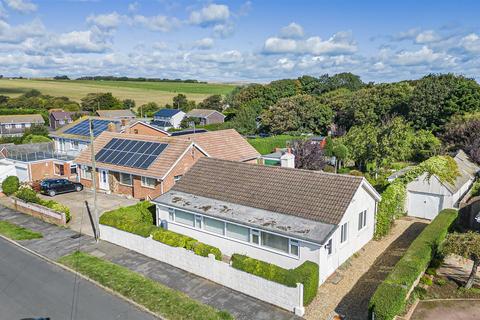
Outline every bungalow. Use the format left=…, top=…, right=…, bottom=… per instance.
left=49, top=111, right=86, bottom=130
left=0, top=114, right=45, bottom=137
left=50, top=117, right=122, bottom=157
left=126, top=121, right=170, bottom=137
left=405, top=150, right=479, bottom=220
left=152, top=109, right=185, bottom=130
left=185, top=109, right=225, bottom=126
left=153, top=158, right=381, bottom=284
left=96, top=109, right=136, bottom=120
left=74, top=131, right=209, bottom=199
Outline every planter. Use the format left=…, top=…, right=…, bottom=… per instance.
left=11, top=196, right=67, bottom=225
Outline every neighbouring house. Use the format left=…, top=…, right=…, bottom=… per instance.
left=125, top=121, right=170, bottom=137
left=49, top=111, right=86, bottom=130
left=96, top=109, right=136, bottom=120
left=260, top=148, right=295, bottom=167
left=405, top=150, right=480, bottom=220
left=49, top=117, right=122, bottom=157
left=1, top=142, right=77, bottom=182
left=154, top=158, right=381, bottom=284
left=185, top=109, right=225, bottom=126
left=74, top=131, right=209, bottom=199
left=0, top=114, right=45, bottom=137
left=152, top=109, right=185, bottom=130
left=309, top=136, right=328, bottom=148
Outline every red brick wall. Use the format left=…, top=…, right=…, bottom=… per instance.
left=162, top=146, right=206, bottom=192
left=126, top=123, right=169, bottom=137
left=29, top=161, right=78, bottom=182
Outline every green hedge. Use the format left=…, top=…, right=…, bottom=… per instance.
left=247, top=135, right=301, bottom=155
left=231, top=254, right=319, bottom=305
left=2, top=176, right=19, bottom=196
left=15, top=187, right=71, bottom=222
left=369, top=209, right=458, bottom=320
left=152, top=228, right=222, bottom=260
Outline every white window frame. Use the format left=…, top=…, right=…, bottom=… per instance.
left=289, top=239, right=299, bottom=257
left=251, top=229, right=260, bottom=245
left=4, top=124, right=11, bottom=129
left=24, top=123, right=31, bottom=128
left=141, top=176, right=156, bottom=189
left=358, top=210, right=367, bottom=231
left=70, top=164, right=77, bottom=175
left=326, top=238, right=333, bottom=255
left=194, top=215, right=203, bottom=229
left=81, top=165, right=92, bottom=180
left=15, top=123, right=22, bottom=129
left=340, top=222, right=348, bottom=244
left=71, top=140, right=79, bottom=150
left=174, top=175, right=183, bottom=182
left=119, top=172, right=133, bottom=186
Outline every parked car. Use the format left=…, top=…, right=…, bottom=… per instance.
left=40, top=179, right=83, bottom=197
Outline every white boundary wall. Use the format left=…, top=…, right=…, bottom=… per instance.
left=100, top=225, right=305, bottom=315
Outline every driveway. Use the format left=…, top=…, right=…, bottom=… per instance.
left=410, top=300, right=480, bottom=320
left=39, top=189, right=138, bottom=236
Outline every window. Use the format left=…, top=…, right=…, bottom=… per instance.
left=70, top=164, right=77, bottom=175
left=175, top=210, right=194, bottom=227
left=71, top=140, right=79, bottom=150
left=204, top=217, right=224, bottom=235
left=134, top=129, right=139, bottom=134
left=251, top=229, right=260, bottom=245
left=119, top=173, right=132, bottom=186
left=81, top=166, right=92, bottom=180
left=168, top=208, right=174, bottom=221
left=226, top=223, right=250, bottom=242
left=24, top=123, right=31, bottom=128
left=341, top=223, right=348, bottom=244
left=261, top=232, right=290, bottom=253
left=290, top=240, right=299, bottom=256
left=195, top=215, right=202, bottom=228
left=141, top=176, right=156, bottom=188
left=59, top=120, right=65, bottom=125
left=358, top=210, right=367, bottom=231
left=4, top=124, right=11, bottom=129
left=54, top=163, right=65, bottom=176
left=326, top=239, right=333, bottom=255
left=174, top=175, right=183, bottom=182
left=15, top=124, right=22, bottom=129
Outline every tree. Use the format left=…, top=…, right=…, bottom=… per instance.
left=408, top=74, right=480, bottom=131
left=23, top=89, right=41, bottom=98
left=198, top=95, right=224, bottom=111
left=443, top=231, right=480, bottom=289
left=377, top=117, right=414, bottom=165
left=22, top=134, right=51, bottom=143
left=344, top=124, right=380, bottom=171
left=138, top=102, right=160, bottom=117
left=123, top=99, right=136, bottom=110
left=180, top=116, right=201, bottom=129
left=442, top=114, right=480, bottom=164
left=23, top=124, right=49, bottom=137
left=411, top=130, right=441, bottom=161
left=261, top=94, right=334, bottom=134
left=232, top=105, right=258, bottom=135
left=172, top=94, right=188, bottom=109
left=80, top=92, right=122, bottom=112
left=291, top=140, right=326, bottom=170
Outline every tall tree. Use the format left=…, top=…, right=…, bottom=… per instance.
left=344, top=124, right=380, bottom=170
left=442, top=113, right=480, bottom=164
left=291, top=140, right=327, bottom=171
left=443, top=231, right=480, bottom=289
left=232, top=105, right=258, bottom=135
left=198, top=95, right=224, bottom=111
left=80, top=92, right=122, bottom=112
left=123, top=99, right=136, bottom=110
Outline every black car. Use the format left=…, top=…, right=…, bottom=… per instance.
left=40, top=179, right=83, bottom=197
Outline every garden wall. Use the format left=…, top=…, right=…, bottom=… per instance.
left=100, top=224, right=305, bottom=315
left=11, top=196, right=66, bottom=225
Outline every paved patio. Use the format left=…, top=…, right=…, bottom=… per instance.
left=0, top=204, right=299, bottom=320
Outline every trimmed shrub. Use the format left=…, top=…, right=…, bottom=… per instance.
left=192, top=242, right=222, bottom=261
left=323, top=165, right=335, bottom=173
left=15, top=186, right=40, bottom=203
left=420, top=275, right=433, bottom=286
left=231, top=254, right=319, bottom=306
left=2, top=176, right=19, bottom=196
left=99, top=201, right=156, bottom=237
left=15, top=186, right=72, bottom=222
left=369, top=209, right=458, bottom=320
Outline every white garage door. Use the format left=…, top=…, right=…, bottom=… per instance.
left=407, top=191, right=442, bottom=220
left=15, top=166, right=29, bottom=182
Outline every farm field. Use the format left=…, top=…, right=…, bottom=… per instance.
left=0, top=79, right=236, bottom=107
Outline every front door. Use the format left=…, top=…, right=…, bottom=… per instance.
left=99, top=169, right=109, bottom=190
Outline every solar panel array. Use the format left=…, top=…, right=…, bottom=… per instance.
left=95, top=138, right=168, bottom=169
left=64, top=119, right=118, bottom=137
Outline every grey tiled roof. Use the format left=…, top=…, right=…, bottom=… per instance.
left=170, top=158, right=364, bottom=225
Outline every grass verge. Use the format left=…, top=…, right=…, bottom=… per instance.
left=0, top=220, right=43, bottom=240
left=58, top=251, right=233, bottom=320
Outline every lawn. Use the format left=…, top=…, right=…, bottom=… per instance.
left=0, top=79, right=236, bottom=107
left=0, top=220, right=43, bottom=240
left=59, top=251, right=233, bottom=320
left=247, top=135, right=303, bottom=155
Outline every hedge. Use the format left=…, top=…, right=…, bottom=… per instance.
left=15, top=186, right=71, bottom=222
left=369, top=209, right=458, bottom=320
left=2, top=176, right=19, bottom=196
left=231, top=254, right=319, bottom=305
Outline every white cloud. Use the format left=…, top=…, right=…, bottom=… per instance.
left=45, top=28, right=111, bottom=53
left=87, top=12, right=122, bottom=30
left=189, top=3, right=230, bottom=26
left=212, top=23, right=234, bottom=38
left=133, top=14, right=180, bottom=32
left=460, top=33, right=480, bottom=53
left=264, top=31, right=357, bottom=55
left=194, top=37, right=214, bottom=50
left=152, top=41, right=168, bottom=50
left=280, top=22, right=304, bottom=39
left=392, top=28, right=420, bottom=41
left=128, top=1, right=139, bottom=12
left=0, top=19, right=45, bottom=43
left=0, top=2, right=8, bottom=19
left=392, top=46, right=455, bottom=66
left=415, top=30, right=440, bottom=44
left=4, top=0, right=37, bottom=13
left=190, top=50, right=242, bottom=64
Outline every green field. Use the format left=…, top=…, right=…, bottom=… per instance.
left=0, top=79, right=236, bottom=107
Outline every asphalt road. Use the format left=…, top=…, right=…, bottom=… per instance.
left=0, top=237, right=156, bottom=320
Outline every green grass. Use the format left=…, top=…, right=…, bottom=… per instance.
left=59, top=251, right=233, bottom=320
left=0, top=220, right=43, bottom=240
left=247, top=135, right=302, bottom=155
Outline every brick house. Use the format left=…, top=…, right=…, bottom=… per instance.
left=185, top=109, right=225, bottom=125
left=125, top=121, right=170, bottom=137
left=0, top=114, right=45, bottom=137
left=49, top=111, right=87, bottom=130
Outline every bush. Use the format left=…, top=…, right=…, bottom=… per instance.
left=231, top=254, right=319, bottom=306
left=348, top=169, right=364, bottom=177
left=323, top=165, right=335, bottom=173
left=425, top=268, right=437, bottom=276
left=15, top=186, right=72, bottom=222
left=369, top=209, right=458, bottom=320
left=471, top=180, right=480, bottom=197
left=15, top=186, right=40, bottom=203
left=420, top=275, right=433, bottom=286
left=192, top=242, right=222, bottom=260
left=99, top=202, right=156, bottom=237
left=435, top=278, right=447, bottom=286
left=2, top=176, right=19, bottom=195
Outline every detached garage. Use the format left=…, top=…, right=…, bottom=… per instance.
left=406, top=150, right=479, bottom=220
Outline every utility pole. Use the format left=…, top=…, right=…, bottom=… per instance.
left=89, top=118, right=100, bottom=241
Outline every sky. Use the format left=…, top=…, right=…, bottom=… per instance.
left=1, top=0, right=480, bottom=83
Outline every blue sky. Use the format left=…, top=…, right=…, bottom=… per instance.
left=1, top=0, right=480, bottom=83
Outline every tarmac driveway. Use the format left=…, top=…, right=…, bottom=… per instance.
left=411, top=299, right=480, bottom=320
left=39, top=189, right=138, bottom=236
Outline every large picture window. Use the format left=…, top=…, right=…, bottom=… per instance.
left=226, top=223, right=250, bottom=242
left=141, top=176, right=156, bottom=188
left=204, top=217, right=225, bottom=235
left=175, top=210, right=194, bottom=227
left=261, top=231, right=289, bottom=253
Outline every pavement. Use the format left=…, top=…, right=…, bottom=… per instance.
left=38, top=189, right=138, bottom=236
left=0, top=204, right=299, bottom=320
left=0, top=236, right=156, bottom=320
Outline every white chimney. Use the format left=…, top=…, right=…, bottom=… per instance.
left=280, top=151, right=295, bottom=168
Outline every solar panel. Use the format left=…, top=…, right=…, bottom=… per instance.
left=95, top=138, right=168, bottom=169
left=64, top=119, right=119, bottom=137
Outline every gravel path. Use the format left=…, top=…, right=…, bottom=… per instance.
left=305, top=217, right=427, bottom=320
